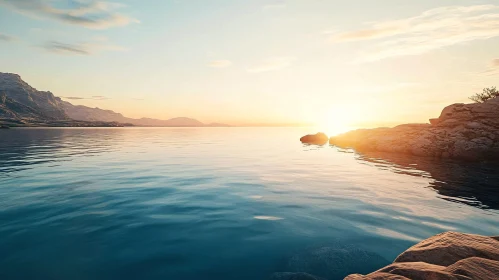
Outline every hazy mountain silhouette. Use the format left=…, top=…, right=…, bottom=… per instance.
left=0, top=72, right=227, bottom=127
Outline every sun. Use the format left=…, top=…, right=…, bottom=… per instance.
left=316, top=105, right=361, bottom=136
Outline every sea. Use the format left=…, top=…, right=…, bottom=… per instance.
left=1, top=127, right=498, bottom=280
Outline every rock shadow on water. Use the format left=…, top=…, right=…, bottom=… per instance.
left=270, top=242, right=389, bottom=280
left=354, top=151, right=499, bottom=210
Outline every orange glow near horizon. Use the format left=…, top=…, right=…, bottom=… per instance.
left=315, top=104, right=363, bottom=136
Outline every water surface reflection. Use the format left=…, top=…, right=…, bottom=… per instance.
left=353, top=150, right=499, bottom=210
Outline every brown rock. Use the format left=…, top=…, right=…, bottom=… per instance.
left=344, top=232, right=499, bottom=280
left=373, top=262, right=461, bottom=280
left=394, top=232, right=499, bottom=266
left=300, top=132, right=329, bottom=145
left=445, top=257, right=499, bottom=280
left=344, top=272, right=411, bottom=280
left=329, top=97, right=499, bottom=161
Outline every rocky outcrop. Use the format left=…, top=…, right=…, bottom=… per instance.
left=329, top=98, right=499, bottom=161
left=300, top=133, right=329, bottom=145
left=345, top=232, right=499, bottom=280
left=0, top=93, right=44, bottom=120
left=394, top=232, right=499, bottom=266
left=0, top=73, right=68, bottom=120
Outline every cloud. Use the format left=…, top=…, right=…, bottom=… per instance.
left=482, top=58, right=499, bottom=76
left=62, top=96, right=86, bottom=100
left=0, top=0, right=139, bottom=29
left=41, top=39, right=126, bottom=55
left=208, top=60, right=232, bottom=68
left=332, top=5, right=499, bottom=62
left=0, top=33, right=17, bottom=42
left=61, top=95, right=109, bottom=100
left=43, top=41, right=90, bottom=55
left=92, top=95, right=109, bottom=100
left=247, top=57, right=295, bottom=73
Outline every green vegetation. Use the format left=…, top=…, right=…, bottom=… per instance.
left=469, top=87, right=499, bottom=103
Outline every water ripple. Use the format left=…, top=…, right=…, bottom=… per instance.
left=0, top=128, right=498, bottom=280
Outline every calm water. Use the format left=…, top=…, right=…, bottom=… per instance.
left=1, top=128, right=498, bottom=280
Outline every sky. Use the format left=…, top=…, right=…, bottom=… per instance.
left=0, top=0, right=498, bottom=129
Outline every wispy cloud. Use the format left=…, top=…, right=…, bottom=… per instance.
left=332, top=5, right=499, bottom=62
left=62, top=95, right=109, bottom=100
left=43, top=41, right=90, bottom=55
left=0, top=33, right=17, bottom=42
left=62, top=96, right=86, bottom=100
left=41, top=39, right=126, bottom=55
left=208, top=60, right=232, bottom=68
left=483, top=58, right=499, bottom=76
left=247, top=57, right=295, bottom=73
left=92, top=95, right=109, bottom=100
left=0, top=0, right=139, bottom=29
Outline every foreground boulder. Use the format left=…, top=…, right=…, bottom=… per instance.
left=345, top=232, right=499, bottom=280
left=330, top=98, right=499, bottom=161
left=300, top=132, right=329, bottom=145
left=394, top=231, right=499, bottom=266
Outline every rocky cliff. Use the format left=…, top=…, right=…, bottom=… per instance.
left=329, top=98, right=499, bottom=161
left=0, top=93, right=45, bottom=120
left=0, top=73, right=68, bottom=120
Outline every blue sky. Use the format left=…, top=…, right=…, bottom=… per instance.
left=1, top=0, right=498, bottom=128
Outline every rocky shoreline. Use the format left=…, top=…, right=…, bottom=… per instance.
left=272, top=232, right=499, bottom=280
left=0, top=118, right=133, bottom=128
left=345, top=231, right=499, bottom=280
left=296, top=99, right=499, bottom=278
left=327, top=98, right=499, bottom=161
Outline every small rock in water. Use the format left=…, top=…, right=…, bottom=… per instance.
left=300, top=132, right=329, bottom=145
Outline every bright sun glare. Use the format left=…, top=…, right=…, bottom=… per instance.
left=316, top=105, right=361, bottom=136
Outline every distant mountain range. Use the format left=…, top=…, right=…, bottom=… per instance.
left=0, top=72, right=228, bottom=127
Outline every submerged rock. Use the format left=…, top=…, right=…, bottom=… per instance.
left=329, top=98, right=499, bottom=161
left=270, top=272, right=326, bottom=280
left=344, top=231, right=499, bottom=280
left=300, top=132, right=329, bottom=145
left=283, top=244, right=389, bottom=279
